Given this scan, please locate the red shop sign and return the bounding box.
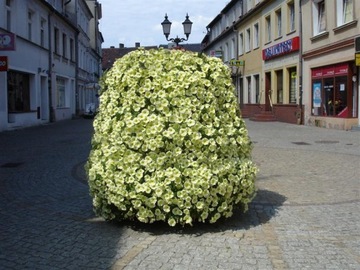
[311,63,349,78]
[334,63,348,75]
[0,56,8,71]
[262,36,300,61]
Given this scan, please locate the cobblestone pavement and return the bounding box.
[0,119,359,270]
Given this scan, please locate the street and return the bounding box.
[0,118,359,269]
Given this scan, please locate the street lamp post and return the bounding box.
[161,13,193,47]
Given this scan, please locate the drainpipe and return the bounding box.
[48,12,55,122]
[74,0,79,116]
[64,0,78,116]
[233,25,240,108]
[298,0,303,125]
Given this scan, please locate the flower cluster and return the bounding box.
[86,48,257,226]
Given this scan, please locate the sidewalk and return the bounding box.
[0,118,359,269]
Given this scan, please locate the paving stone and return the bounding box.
[0,119,359,269]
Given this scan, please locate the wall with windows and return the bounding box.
[235,5,263,115]
[204,0,244,62]
[302,0,359,129]
[0,0,52,129]
[258,0,301,124]
[0,0,102,131]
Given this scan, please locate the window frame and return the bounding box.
[62,33,67,58]
[6,0,12,32]
[245,27,251,52]
[239,32,244,55]
[275,8,282,38]
[287,1,295,33]
[265,15,271,43]
[56,77,67,108]
[40,18,46,47]
[253,22,259,49]
[312,0,327,36]
[27,9,34,41]
[336,0,354,26]
[54,27,60,55]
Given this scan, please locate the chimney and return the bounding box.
[119,43,125,48]
[135,42,140,48]
[110,46,115,48]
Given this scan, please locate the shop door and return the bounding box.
[40,76,48,120]
[334,76,348,117]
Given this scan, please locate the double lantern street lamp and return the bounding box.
[161,13,193,47]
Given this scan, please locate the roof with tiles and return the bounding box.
[102,43,202,70]
[102,44,157,70]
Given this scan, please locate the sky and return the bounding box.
[99,1,230,48]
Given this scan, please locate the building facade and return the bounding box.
[0,0,102,132]
[302,0,359,130]
[202,0,245,104]
[203,0,359,130]
[258,0,301,123]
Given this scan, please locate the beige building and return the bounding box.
[235,2,264,118]
[204,0,303,124]
[301,0,359,130]
[235,0,301,123]
[203,0,360,130]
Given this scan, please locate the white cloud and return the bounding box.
[100,0,229,48]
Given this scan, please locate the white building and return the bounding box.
[0,0,102,131]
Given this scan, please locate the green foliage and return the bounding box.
[86,48,257,226]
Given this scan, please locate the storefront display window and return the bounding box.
[7,71,30,112]
[311,63,351,118]
[276,70,283,103]
[289,67,297,103]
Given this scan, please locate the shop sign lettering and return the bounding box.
[262,36,300,61]
[311,63,349,78]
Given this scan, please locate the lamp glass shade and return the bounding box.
[182,14,193,36]
[161,14,172,36]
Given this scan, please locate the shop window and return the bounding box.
[276,70,283,104]
[246,76,251,103]
[288,67,297,103]
[254,74,260,103]
[56,77,66,108]
[333,76,347,116]
[239,77,244,106]
[312,64,350,118]
[7,71,31,112]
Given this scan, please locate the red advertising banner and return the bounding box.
[262,36,300,61]
[0,33,16,51]
[0,56,8,71]
[311,63,349,78]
